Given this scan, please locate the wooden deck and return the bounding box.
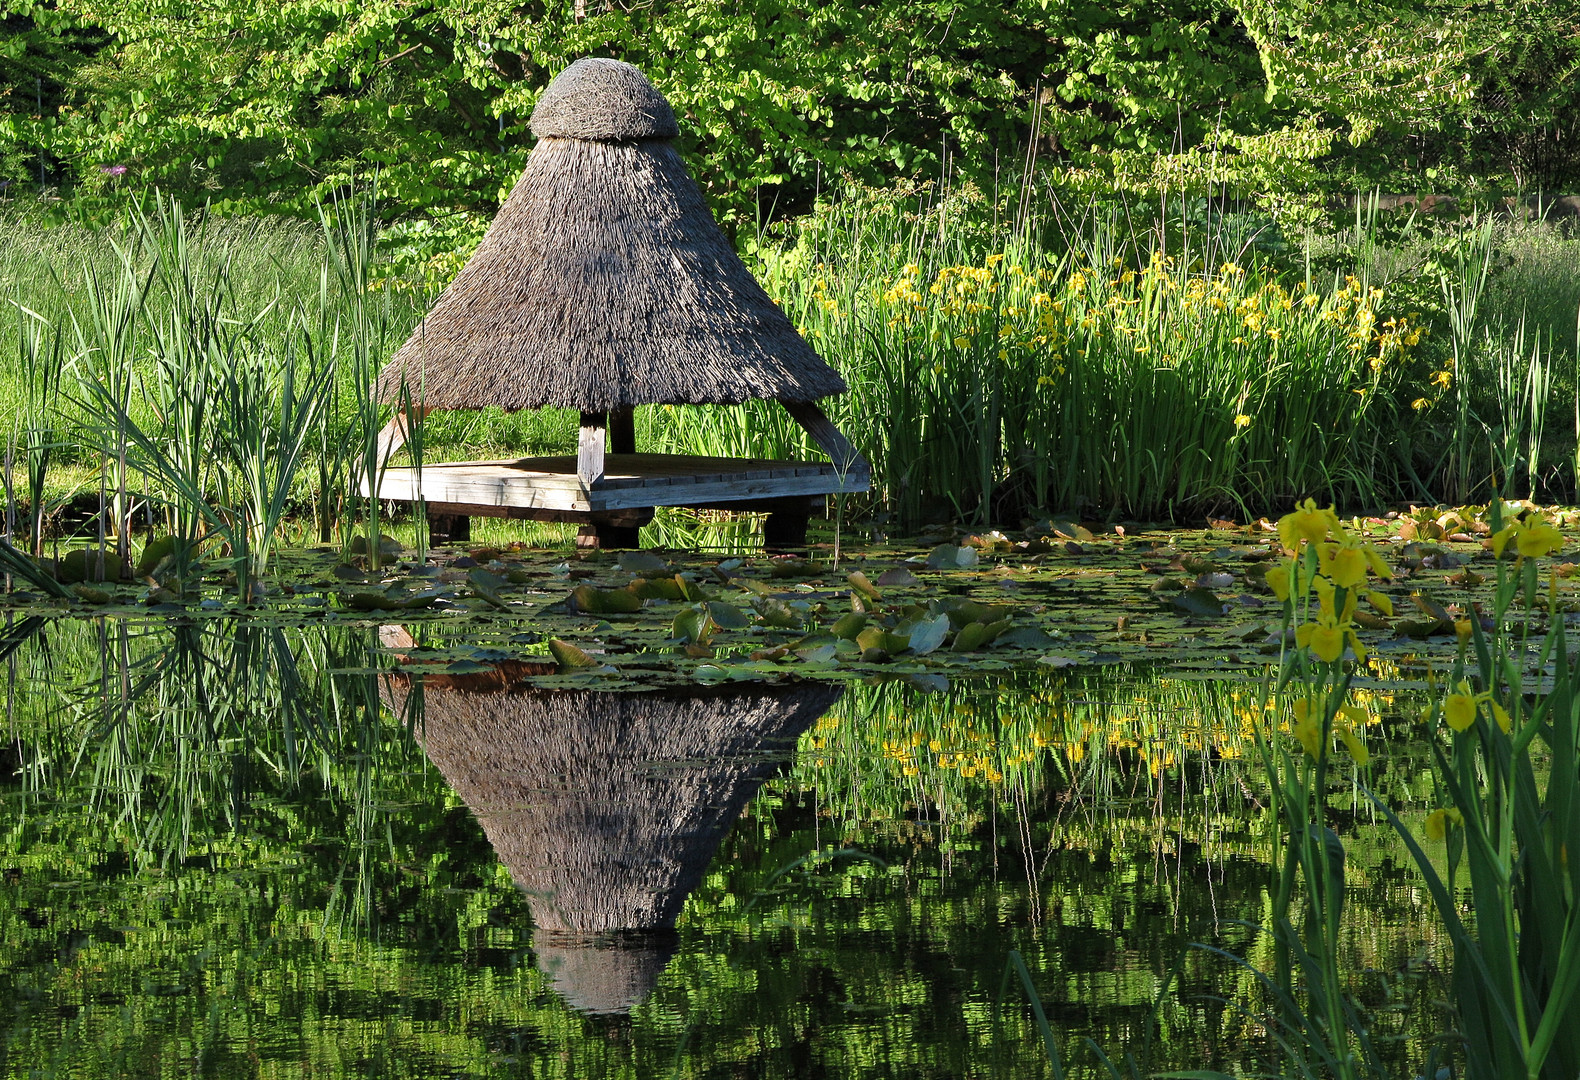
[364,453,870,515]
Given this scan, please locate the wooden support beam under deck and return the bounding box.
[782,401,867,475]
[374,407,433,462]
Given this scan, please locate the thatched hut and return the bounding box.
[385,664,840,1014]
[369,57,868,549]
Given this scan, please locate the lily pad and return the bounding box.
[925,544,979,570]
[905,612,951,656]
[1170,587,1226,618]
[571,584,644,615]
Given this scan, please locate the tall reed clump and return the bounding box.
[1,194,422,591]
[752,198,1433,527]
[1257,497,1580,1080]
[68,197,338,593]
[8,299,63,556]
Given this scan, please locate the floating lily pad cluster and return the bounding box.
[0,502,1575,685]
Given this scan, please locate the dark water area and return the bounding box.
[0,619,1448,1078]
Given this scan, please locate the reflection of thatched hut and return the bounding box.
[368,57,867,549]
[387,669,840,1013]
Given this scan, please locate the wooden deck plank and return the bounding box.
[364,454,871,514]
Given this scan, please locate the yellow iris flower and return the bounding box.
[1490,517,1565,560]
[1317,532,1393,589]
[1443,679,1511,733]
[1295,611,1364,663]
[1278,498,1340,552]
[1265,559,1296,601]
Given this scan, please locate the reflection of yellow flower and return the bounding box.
[1292,699,1323,757]
[1290,698,1371,762]
[1425,807,1463,840]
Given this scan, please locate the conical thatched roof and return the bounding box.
[375,57,847,412]
[386,672,841,1013]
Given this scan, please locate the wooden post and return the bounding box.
[609,406,636,455]
[427,507,471,545]
[762,512,810,552]
[578,411,607,488]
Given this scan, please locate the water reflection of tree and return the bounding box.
[0,619,1451,1077]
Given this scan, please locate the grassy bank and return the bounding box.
[2,192,1578,557]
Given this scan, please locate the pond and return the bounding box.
[0,615,1452,1078]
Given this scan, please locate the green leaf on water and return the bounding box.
[752,595,800,628]
[996,625,1059,649]
[136,536,181,576]
[847,571,882,600]
[705,600,751,629]
[876,567,920,587]
[926,543,978,569]
[831,613,867,640]
[676,575,711,602]
[466,569,511,610]
[548,638,601,669]
[672,605,713,646]
[618,550,669,574]
[1170,587,1225,617]
[952,621,991,652]
[906,612,951,655]
[856,625,910,656]
[630,576,685,601]
[943,598,1013,628]
[571,584,644,614]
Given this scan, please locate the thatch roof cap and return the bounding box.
[530,58,678,141]
[375,60,846,412]
[533,936,676,1016]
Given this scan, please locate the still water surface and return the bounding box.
[0,619,1445,1077]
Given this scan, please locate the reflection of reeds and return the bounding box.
[1,617,419,929]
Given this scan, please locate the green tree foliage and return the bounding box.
[0,0,1575,224]
[0,0,1272,224]
[0,1,104,192]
